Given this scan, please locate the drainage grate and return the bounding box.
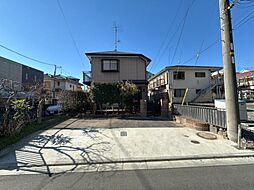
[190,140,200,144]
[120,131,127,136]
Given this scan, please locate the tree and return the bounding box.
[58,90,90,114]
[29,84,49,123]
[0,80,46,135]
[118,81,139,112]
[90,83,120,113]
[12,99,32,132]
[90,82,139,113]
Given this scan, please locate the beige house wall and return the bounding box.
[148,68,214,103]
[91,56,146,83]
[169,69,211,103]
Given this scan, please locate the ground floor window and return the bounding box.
[174,89,186,97]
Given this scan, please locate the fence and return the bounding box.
[174,104,227,128]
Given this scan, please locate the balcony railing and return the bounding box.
[83,72,91,85]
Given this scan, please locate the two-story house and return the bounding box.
[84,51,151,99]
[44,74,83,104]
[148,65,222,103]
[237,70,254,101]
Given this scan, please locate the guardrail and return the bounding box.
[174,104,226,128]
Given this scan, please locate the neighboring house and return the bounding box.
[44,74,83,104]
[146,71,154,80]
[0,56,44,90]
[84,50,151,99]
[148,65,222,103]
[237,70,254,101]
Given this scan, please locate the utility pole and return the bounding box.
[52,65,62,105]
[52,64,57,105]
[219,0,240,142]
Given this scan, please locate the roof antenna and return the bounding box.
[113,22,120,51]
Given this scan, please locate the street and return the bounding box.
[1,164,254,190]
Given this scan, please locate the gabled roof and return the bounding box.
[85,50,151,63]
[148,65,223,81]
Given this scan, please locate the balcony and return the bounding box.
[83,72,91,86]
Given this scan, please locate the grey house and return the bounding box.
[0,56,44,90]
[84,51,151,99]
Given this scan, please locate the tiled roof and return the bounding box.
[236,71,254,77]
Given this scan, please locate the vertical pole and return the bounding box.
[219,0,240,142]
[113,22,119,51]
[53,64,57,105]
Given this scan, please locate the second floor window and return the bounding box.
[195,72,206,78]
[102,59,119,71]
[173,71,185,80]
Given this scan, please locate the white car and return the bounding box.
[46,105,62,115]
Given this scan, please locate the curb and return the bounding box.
[2,152,254,169]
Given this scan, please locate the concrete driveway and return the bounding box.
[0,117,253,175]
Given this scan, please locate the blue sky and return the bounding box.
[0,0,253,81]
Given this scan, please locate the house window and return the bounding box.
[25,73,28,80]
[196,89,201,94]
[57,82,60,86]
[70,85,72,88]
[174,89,186,97]
[195,72,206,78]
[34,75,37,82]
[173,71,185,80]
[102,59,119,71]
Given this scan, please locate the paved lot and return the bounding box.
[0,118,253,176]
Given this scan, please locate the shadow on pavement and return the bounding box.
[0,119,116,177]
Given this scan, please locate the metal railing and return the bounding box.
[174,104,226,128]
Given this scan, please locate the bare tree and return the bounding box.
[29,84,49,123]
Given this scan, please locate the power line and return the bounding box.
[181,39,220,65]
[0,43,78,78]
[194,0,217,66]
[149,0,184,71]
[56,0,85,69]
[0,44,55,66]
[234,9,254,29]
[150,0,196,71]
[170,0,196,65]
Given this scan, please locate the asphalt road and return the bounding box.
[1,164,254,190]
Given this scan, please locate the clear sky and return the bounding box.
[0,0,253,81]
